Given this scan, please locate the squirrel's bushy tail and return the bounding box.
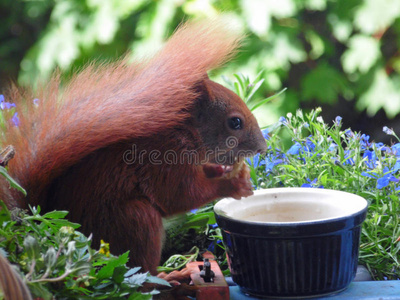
[1,18,242,204]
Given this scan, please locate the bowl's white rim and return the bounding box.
[214,187,368,225]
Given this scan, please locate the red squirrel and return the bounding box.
[0,19,267,274]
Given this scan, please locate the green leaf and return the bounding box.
[280,164,299,173]
[0,166,27,196]
[43,246,57,269]
[23,235,40,259]
[221,75,235,90]
[181,214,210,230]
[50,218,81,229]
[354,0,400,34]
[249,165,257,185]
[42,210,69,219]
[125,272,148,286]
[145,275,170,286]
[356,71,400,118]
[233,73,247,99]
[327,131,345,161]
[330,18,352,43]
[250,87,287,111]
[304,0,327,10]
[96,252,129,281]
[0,201,11,223]
[240,0,296,36]
[341,35,380,74]
[112,265,128,283]
[124,267,142,278]
[305,30,325,59]
[240,0,271,36]
[301,63,348,103]
[28,282,53,300]
[128,293,153,300]
[246,78,264,102]
[72,261,92,276]
[319,173,328,186]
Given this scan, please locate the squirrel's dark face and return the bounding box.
[193,79,267,166]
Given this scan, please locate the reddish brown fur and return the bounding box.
[1,19,267,273]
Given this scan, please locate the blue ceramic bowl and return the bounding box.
[214,188,368,298]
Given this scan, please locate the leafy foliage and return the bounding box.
[160,206,227,273]
[0,166,168,300]
[4,0,400,121]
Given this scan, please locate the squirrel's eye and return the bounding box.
[228,117,243,130]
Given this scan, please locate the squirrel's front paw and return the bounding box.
[204,160,254,199]
[226,163,253,200]
[229,177,253,199]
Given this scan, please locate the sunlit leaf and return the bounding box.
[356,70,400,118]
[354,0,400,34]
[341,35,381,74]
[304,0,327,11]
[240,0,296,37]
[305,30,325,60]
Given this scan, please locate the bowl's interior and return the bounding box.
[215,188,368,224]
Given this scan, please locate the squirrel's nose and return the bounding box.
[255,132,268,154]
[256,148,265,154]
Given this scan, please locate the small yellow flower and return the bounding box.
[99,239,110,257]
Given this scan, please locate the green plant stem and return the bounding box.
[30,270,72,283]
[25,259,36,280]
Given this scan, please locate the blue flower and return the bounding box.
[246,151,285,174]
[287,142,302,155]
[360,134,371,149]
[301,178,324,188]
[377,176,394,189]
[262,128,270,140]
[334,116,342,125]
[11,112,19,127]
[207,239,222,252]
[287,138,316,156]
[301,178,316,188]
[383,126,395,136]
[328,142,337,152]
[345,129,354,138]
[305,137,316,152]
[363,150,377,169]
[343,150,355,165]
[361,167,399,189]
[246,153,266,168]
[393,160,400,172]
[279,116,287,125]
[374,142,385,150]
[33,98,39,106]
[0,95,16,110]
[264,152,284,173]
[391,143,400,156]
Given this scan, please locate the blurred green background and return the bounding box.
[1,0,400,142]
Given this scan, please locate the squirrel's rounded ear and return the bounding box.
[195,78,215,102]
[193,78,214,124]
